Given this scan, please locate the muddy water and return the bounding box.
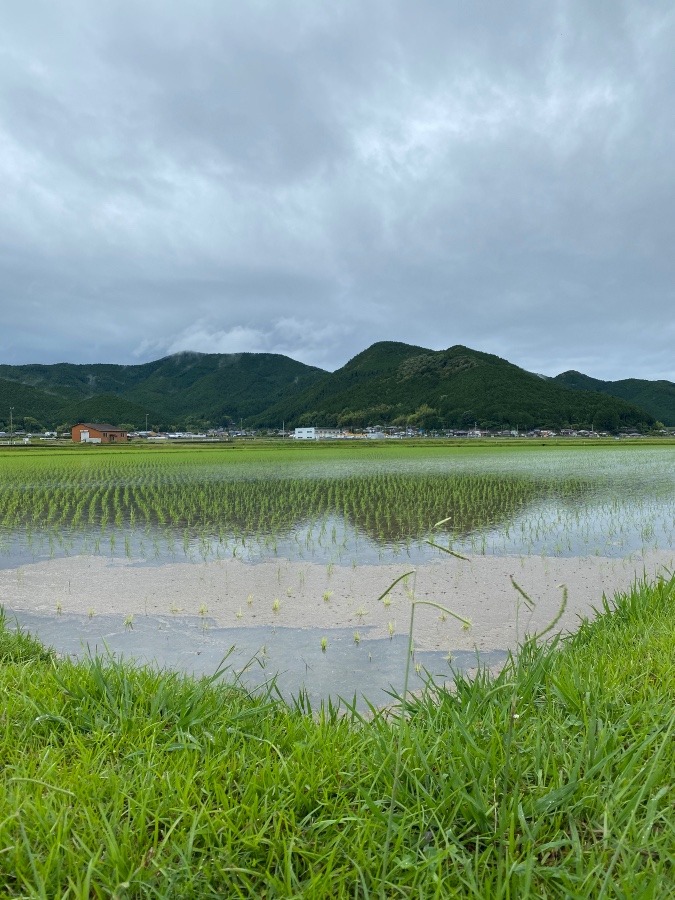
[7,609,507,709]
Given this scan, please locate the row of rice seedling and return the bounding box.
[0,451,589,559]
[0,446,671,563]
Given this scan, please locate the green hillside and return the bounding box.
[0,353,325,429]
[122,352,325,424]
[554,371,675,425]
[0,344,663,432]
[58,395,161,430]
[0,378,68,431]
[253,343,655,431]
[0,362,161,408]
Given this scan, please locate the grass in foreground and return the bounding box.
[1,575,674,898]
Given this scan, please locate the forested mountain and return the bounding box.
[58,395,160,430]
[0,343,666,432]
[0,377,66,429]
[0,352,324,430]
[251,343,655,432]
[553,371,675,425]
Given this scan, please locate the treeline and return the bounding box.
[289,401,646,432]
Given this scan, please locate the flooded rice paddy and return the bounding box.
[0,444,672,565]
[1,444,673,703]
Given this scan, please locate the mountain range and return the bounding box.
[552,370,675,427]
[0,342,671,432]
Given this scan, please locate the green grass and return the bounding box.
[1,575,673,898]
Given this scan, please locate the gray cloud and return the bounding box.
[0,1,673,378]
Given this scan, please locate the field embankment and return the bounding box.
[1,575,673,897]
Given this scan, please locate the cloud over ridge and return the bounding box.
[0,1,673,379]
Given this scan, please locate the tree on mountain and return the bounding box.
[410,404,441,430]
[459,410,478,428]
[593,404,620,432]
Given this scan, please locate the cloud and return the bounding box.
[0,1,673,379]
[137,316,355,371]
[167,324,265,357]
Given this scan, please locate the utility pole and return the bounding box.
[9,407,14,445]
[145,413,149,434]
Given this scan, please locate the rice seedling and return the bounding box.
[0,444,671,567]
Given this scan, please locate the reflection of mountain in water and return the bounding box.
[0,472,592,548]
[337,474,591,544]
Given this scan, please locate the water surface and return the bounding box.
[7,610,507,708]
[0,446,672,566]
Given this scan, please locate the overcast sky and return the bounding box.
[1,1,673,380]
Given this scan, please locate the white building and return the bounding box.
[293,427,344,440]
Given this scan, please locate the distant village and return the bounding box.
[1,420,668,445]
